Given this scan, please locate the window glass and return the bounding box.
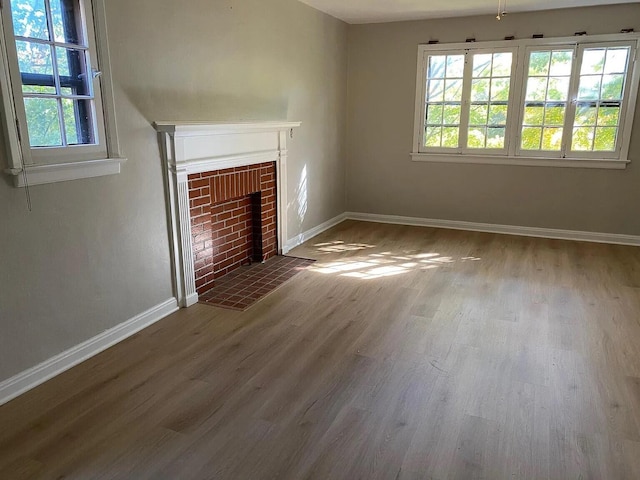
[424,54,464,148]
[9,0,96,148]
[521,49,573,151]
[572,46,630,152]
[468,52,512,149]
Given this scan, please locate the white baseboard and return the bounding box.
[346,212,640,247]
[0,298,179,407]
[283,213,348,253]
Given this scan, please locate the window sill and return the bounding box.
[5,157,127,187]
[410,153,629,170]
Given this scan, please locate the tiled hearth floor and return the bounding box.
[199,255,315,311]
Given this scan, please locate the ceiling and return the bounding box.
[297,0,639,24]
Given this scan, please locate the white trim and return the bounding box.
[410,153,629,169]
[283,213,348,253]
[0,298,179,407]
[175,150,280,175]
[419,33,640,52]
[9,157,126,187]
[345,212,640,247]
[92,0,123,160]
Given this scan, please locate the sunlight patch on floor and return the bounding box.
[313,241,376,253]
[308,247,481,280]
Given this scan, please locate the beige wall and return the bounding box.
[347,4,640,235]
[0,0,347,381]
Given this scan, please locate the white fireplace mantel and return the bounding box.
[154,121,301,307]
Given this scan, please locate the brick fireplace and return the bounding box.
[154,121,301,307]
[188,163,277,295]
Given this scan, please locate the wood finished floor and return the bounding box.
[1,220,640,479]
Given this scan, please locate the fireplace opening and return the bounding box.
[188,162,277,295]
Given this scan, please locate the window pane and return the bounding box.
[470,104,488,125]
[597,106,619,126]
[468,127,486,148]
[50,0,81,44]
[488,104,508,125]
[10,0,101,151]
[581,49,605,74]
[16,40,53,76]
[446,55,464,77]
[62,97,78,144]
[571,46,630,153]
[572,127,594,151]
[575,105,597,126]
[471,79,490,101]
[604,48,629,74]
[16,40,56,94]
[442,105,461,124]
[526,77,547,101]
[549,51,573,75]
[492,53,512,76]
[578,75,601,100]
[547,77,570,101]
[523,106,544,125]
[444,79,463,101]
[529,51,550,76]
[601,74,624,100]
[545,106,565,126]
[427,79,444,102]
[541,127,562,150]
[24,97,62,146]
[428,56,446,79]
[424,54,463,149]
[442,127,459,147]
[491,78,510,101]
[427,104,443,124]
[593,127,616,151]
[425,127,442,147]
[521,127,542,150]
[11,0,49,40]
[467,51,512,150]
[56,46,91,96]
[473,54,492,77]
[521,49,573,152]
[487,127,505,148]
[62,97,94,144]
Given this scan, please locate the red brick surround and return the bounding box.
[188,162,277,294]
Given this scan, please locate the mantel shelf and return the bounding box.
[153,121,302,137]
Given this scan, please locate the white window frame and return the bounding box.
[514,43,577,160]
[412,33,640,169]
[0,0,125,187]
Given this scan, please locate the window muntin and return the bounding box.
[2,0,107,165]
[414,35,639,166]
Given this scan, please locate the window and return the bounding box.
[0,0,123,187]
[413,34,640,168]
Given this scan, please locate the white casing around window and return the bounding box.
[412,33,640,169]
[0,0,125,186]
